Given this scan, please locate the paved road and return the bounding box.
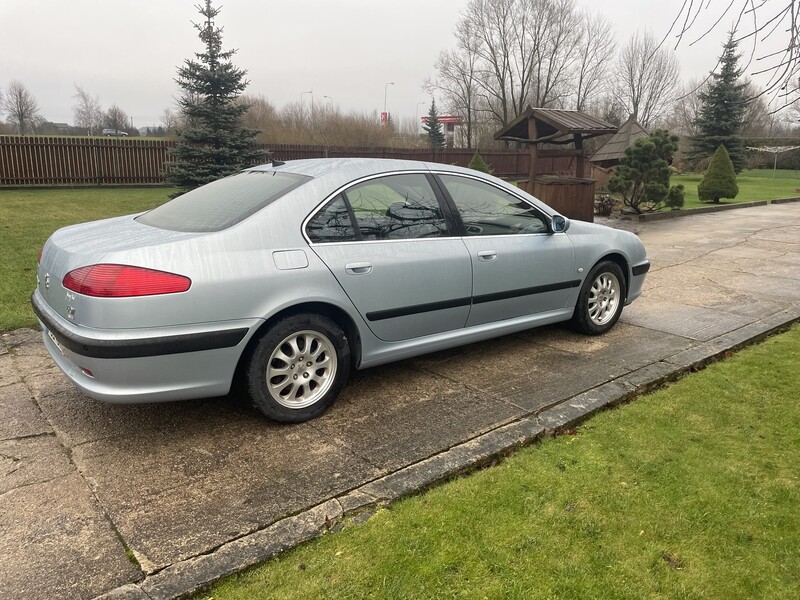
[2,203,799,599]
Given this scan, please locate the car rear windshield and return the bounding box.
[136,171,310,232]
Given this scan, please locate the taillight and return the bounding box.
[62,264,191,297]
[37,247,43,264]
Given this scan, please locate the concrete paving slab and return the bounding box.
[0,435,72,494]
[408,332,628,412]
[621,300,757,341]
[310,363,527,472]
[0,353,21,387]
[0,472,141,599]
[637,265,792,318]
[72,416,381,573]
[0,383,51,440]
[530,322,694,373]
[1,202,798,599]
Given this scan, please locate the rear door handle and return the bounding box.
[477,250,497,262]
[345,262,373,275]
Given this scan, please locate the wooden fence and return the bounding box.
[0,135,579,186]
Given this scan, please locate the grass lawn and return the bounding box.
[671,168,800,210]
[199,325,800,600]
[0,187,173,331]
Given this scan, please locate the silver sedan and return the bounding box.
[32,158,649,422]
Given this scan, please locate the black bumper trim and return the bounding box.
[632,262,651,276]
[31,293,249,359]
[365,279,581,322]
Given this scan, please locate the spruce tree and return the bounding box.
[468,151,492,173]
[698,144,739,203]
[689,35,747,173]
[423,100,446,149]
[166,0,263,193]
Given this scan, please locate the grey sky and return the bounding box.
[0,0,772,128]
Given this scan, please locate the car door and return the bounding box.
[436,173,576,327]
[307,173,472,342]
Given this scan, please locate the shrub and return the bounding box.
[698,145,739,203]
[665,184,685,209]
[468,151,492,174]
[594,194,615,216]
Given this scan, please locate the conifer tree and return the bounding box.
[689,35,747,173]
[468,151,492,173]
[423,100,446,149]
[607,130,681,213]
[698,144,739,203]
[166,0,263,193]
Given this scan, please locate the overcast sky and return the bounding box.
[0,0,777,128]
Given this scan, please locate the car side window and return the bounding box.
[439,174,548,236]
[344,174,448,240]
[306,194,358,243]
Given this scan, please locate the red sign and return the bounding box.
[381,112,389,125]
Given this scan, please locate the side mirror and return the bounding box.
[551,215,570,233]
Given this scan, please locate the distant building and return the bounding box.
[421,115,464,145]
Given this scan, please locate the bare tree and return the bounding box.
[741,80,774,137]
[442,0,586,134]
[72,85,103,135]
[1,80,41,134]
[461,0,517,127]
[572,11,616,111]
[104,104,129,132]
[613,31,681,128]
[425,41,479,147]
[238,94,278,131]
[667,2,800,104]
[524,0,582,109]
[666,78,706,137]
[160,107,181,133]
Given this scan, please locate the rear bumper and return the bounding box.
[31,290,261,403]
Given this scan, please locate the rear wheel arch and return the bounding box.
[235,302,362,383]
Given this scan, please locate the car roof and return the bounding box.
[247,157,477,181]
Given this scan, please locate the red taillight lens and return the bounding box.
[37,247,43,264]
[62,264,191,297]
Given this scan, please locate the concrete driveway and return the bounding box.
[2,202,799,599]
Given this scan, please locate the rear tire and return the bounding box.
[246,314,350,423]
[571,261,626,335]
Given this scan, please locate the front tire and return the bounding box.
[571,261,626,335]
[246,314,350,423]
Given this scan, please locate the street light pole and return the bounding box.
[301,90,313,117]
[416,101,426,131]
[384,82,395,114]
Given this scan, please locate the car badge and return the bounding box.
[44,273,50,290]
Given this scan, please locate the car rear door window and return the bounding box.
[344,174,448,240]
[306,194,357,243]
[439,174,547,236]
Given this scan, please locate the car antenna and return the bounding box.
[265,150,285,168]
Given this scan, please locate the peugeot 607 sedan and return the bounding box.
[33,158,650,423]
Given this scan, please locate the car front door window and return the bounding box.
[438,175,547,236]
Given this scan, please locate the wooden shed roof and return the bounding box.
[589,116,648,163]
[494,107,617,145]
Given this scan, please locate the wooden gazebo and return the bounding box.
[495,107,617,221]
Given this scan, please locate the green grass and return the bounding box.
[672,168,800,209]
[199,325,800,600]
[0,187,173,331]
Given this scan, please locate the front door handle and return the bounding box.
[345,262,373,275]
[477,250,497,262]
